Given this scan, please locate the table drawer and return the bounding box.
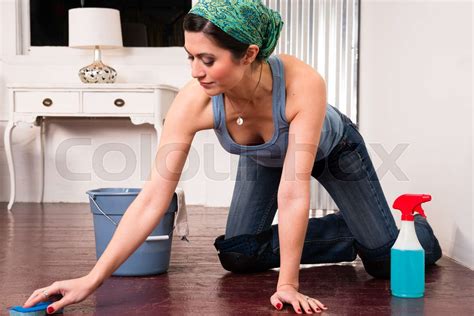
[83,92,154,114]
[14,91,80,113]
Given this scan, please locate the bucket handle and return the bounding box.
[145,235,169,241]
[88,196,172,242]
[89,196,119,226]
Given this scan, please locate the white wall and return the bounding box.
[0,0,239,206]
[359,0,473,269]
[1,0,472,269]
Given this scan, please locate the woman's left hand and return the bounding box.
[270,285,328,314]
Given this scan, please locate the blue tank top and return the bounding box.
[212,55,344,168]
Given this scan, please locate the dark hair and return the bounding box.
[183,13,262,63]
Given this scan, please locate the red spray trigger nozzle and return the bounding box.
[393,194,431,221]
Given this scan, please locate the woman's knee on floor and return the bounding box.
[354,238,395,279]
[213,230,279,273]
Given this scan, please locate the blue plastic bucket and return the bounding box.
[86,188,177,276]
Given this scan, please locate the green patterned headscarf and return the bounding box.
[188,0,283,60]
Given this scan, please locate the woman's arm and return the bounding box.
[277,75,326,288]
[88,83,208,284]
[270,58,328,313]
[24,80,211,311]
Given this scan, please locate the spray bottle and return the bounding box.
[391,194,431,298]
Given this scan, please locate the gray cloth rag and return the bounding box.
[174,187,189,242]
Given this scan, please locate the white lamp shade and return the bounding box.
[69,8,123,49]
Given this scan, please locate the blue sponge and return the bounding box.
[8,301,62,316]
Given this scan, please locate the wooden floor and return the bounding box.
[1,202,473,316]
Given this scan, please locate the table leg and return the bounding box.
[4,121,16,210]
[40,118,45,203]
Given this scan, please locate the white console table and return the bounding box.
[4,84,179,210]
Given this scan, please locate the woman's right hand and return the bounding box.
[23,274,100,314]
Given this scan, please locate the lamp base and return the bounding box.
[78,60,117,83]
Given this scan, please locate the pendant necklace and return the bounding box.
[226,62,263,126]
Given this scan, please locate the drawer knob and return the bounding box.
[42,98,53,107]
[114,98,125,107]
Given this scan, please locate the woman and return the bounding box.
[24,0,441,314]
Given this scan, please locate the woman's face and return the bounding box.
[184,31,246,96]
